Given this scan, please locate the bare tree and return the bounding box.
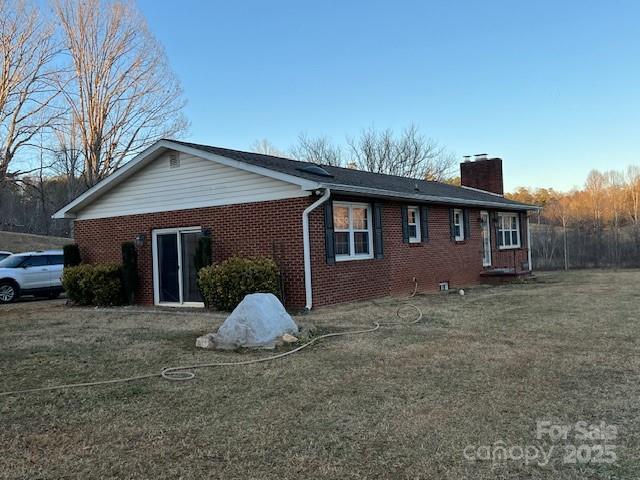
[54,0,188,187]
[545,197,572,270]
[0,0,61,185]
[347,125,455,180]
[290,133,342,166]
[50,120,85,201]
[250,139,284,157]
[626,165,640,262]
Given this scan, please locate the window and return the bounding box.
[47,255,64,265]
[407,206,421,243]
[498,213,520,248]
[333,202,373,260]
[453,208,464,241]
[0,255,23,268]
[21,256,48,267]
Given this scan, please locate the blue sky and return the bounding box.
[139,0,640,192]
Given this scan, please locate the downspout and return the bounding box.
[302,188,331,310]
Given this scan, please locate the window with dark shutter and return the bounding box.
[494,212,503,247]
[420,206,429,242]
[449,208,455,240]
[401,205,409,243]
[324,202,335,265]
[464,209,471,240]
[451,208,464,241]
[373,203,384,259]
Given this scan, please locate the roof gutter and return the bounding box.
[319,183,538,211]
[302,188,331,310]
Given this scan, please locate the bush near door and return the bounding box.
[198,256,280,311]
[63,244,82,267]
[62,264,124,306]
[121,242,138,304]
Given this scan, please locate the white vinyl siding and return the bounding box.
[76,151,309,219]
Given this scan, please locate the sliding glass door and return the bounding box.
[153,227,204,306]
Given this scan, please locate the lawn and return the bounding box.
[0,230,73,253]
[1,270,638,479]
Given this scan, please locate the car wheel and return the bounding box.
[48,291,60,300]
[0,282,18,303]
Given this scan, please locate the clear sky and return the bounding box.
[138,0,639,192]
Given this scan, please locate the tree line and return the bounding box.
[253,124,457,181]
[507,167,640,270]
[1,0,187,236]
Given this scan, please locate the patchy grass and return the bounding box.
[1,270,639,479]
[0,230,73,253]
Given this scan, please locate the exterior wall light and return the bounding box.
[134,234,146,248]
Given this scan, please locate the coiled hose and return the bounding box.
[0,290,422,397]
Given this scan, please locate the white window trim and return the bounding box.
[334,202,374,261]
[152,226,205,307]
[408,206,421,243]
[453,208,464,241]
[497,212,521,250]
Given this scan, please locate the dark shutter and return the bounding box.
[401,205,409,243]
[449,208,455,240]
[519,212,526,248]
[324,202,335,265]
[494,212,503,247]
[420,206,429,242]
[464,208,471,240]
[373,203,384,259]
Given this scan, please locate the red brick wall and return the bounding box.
[460,158,504,195]
[309,201,530,306]
[73,197,310,308]
[73,195,530,310]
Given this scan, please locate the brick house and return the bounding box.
[54,140,537,310]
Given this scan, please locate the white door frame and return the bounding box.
[152,226,204,307]
[480,211,492,267]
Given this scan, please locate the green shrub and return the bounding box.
[63,244,82,267]
[61,265,94,305]
[121,242,138,304]
[194,235,212,272]
[62,263,124,306]
[194,235,213,307]
[198,256,280,311]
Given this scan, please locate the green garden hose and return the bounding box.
[0,297,422,397]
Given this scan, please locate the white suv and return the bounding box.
[0,250,64,303]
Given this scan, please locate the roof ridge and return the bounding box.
[164,138,451,187]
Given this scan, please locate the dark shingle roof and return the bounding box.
[169,140,537,211]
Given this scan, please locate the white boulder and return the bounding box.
[198,293,299,350]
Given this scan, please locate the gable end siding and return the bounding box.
[76,151,310,220]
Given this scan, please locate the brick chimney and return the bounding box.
[460,154,504,195]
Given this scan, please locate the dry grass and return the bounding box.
[0,230,73,253]
[1,270,638,479]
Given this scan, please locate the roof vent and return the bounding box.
[169,152,180,169]
[296,165,333,177]
[474,153,488,161]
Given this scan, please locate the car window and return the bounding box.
[47,255,64,266]
[21,256,48,267]
[0,255,24,268]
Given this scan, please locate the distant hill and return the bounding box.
[0,231,73,253]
